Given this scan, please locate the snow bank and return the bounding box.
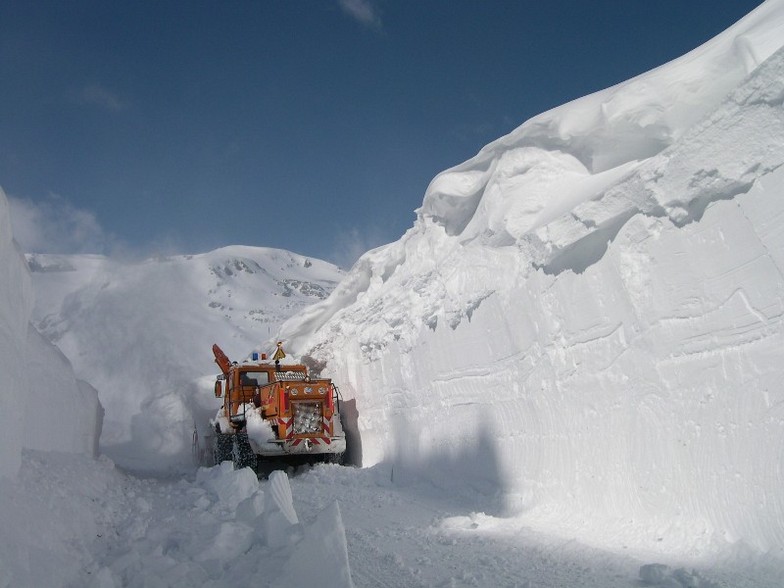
[1,188,102,478]
[0,187,31,478]
[262,469,301,547]
[24,324,103,457]
[277,1,784,560]
[0,452,122,586]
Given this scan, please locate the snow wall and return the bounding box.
[278,1,784,559]
[0,188,30,478]
[0,188,102,479]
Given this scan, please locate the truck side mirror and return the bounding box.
[214,380,223,398]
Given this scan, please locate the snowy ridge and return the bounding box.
[277,0,784,561]
[423,0,784,239]
[26,246,344,472]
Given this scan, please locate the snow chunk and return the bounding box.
[1,187,102,479]
[196,461,260,510]
[262,470,300,548]
[195,521,255,562]
[245,403,279,451]
[282,501,355,588]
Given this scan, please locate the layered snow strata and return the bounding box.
[277,3,784,558]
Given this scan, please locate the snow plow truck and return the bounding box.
[210,342,346,471]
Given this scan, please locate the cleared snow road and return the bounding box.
[5,451,779,588]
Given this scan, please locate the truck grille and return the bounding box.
[292,402,322,434]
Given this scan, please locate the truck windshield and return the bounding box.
[240,371,270,386]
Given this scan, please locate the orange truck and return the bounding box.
[210,342,346,470]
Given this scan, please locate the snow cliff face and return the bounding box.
[278,1,784,558]
[0,188,31,478]
[0,188,102,479]
[27,247,344,472]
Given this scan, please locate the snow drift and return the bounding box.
[0,188,102,480]
[278,0,784,560]
[1,453,355,587]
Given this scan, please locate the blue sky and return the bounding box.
[1,0,765,267]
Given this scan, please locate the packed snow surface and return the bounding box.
[278,0,784,566]
[4,453,780,588]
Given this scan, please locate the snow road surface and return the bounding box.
[3,453,780,588]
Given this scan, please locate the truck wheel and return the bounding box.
[213,431,233,465]
[325,452,345,465]
[232,432,256,471]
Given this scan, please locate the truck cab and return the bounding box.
[211,344,346,470]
